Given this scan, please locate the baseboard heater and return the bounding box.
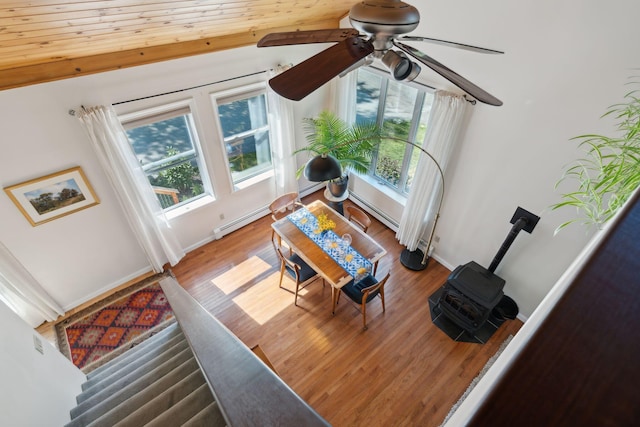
[214,207,270,239]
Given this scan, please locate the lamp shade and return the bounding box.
[303,154,342,182]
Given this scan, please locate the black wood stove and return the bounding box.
[433,207,540,340]
[439,261,505,333]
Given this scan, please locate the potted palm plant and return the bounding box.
[551,79,640,233]
[296,110,381,197]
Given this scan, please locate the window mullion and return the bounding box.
[370,79,389,178]
[223,125,269,144]
[140,149,196,173]
[400,92,426,192]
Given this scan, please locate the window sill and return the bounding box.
[233,169,274,191]
[354,173,408,206]
[165,194,216,220]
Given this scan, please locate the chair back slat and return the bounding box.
[269,192,301,221]
[346,205,371,233]
[361,272,390,299]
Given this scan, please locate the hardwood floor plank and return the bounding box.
[171,191,523,426]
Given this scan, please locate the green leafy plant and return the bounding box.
[551,80,640,233]
[150,147,202,202]
[295,110,381,178]
[375,155,401,185]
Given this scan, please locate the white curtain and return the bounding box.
[335,70,358,123]
[0,241,64,327]
[396,91,468,251]
[76,106,185,272]
[267,65,298,196]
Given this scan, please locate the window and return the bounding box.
[215,90,272,188]
[121,103,209,210]
[355,67,434,194]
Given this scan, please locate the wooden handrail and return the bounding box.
[151,186,180,208]
[159,276,330,427]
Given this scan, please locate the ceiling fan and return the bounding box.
[257,0,503,106]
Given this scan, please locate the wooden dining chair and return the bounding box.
[346,205,371,234]
[275,246,324,306]
[269,192,303,248]
[337,272,390,330]
[346,205,378,274]
[269,192,302,221]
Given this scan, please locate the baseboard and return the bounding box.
[62,267,153,313]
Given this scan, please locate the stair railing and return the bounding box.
[159,276,330,427]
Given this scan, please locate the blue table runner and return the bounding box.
[288,208,372,282]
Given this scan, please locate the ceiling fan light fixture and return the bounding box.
[382,50,421,81]
[258,0,503,105]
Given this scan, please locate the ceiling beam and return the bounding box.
[0,19,340,92]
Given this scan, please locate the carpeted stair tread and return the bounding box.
[67,347,195,425]
[108,368,207,427]
[144,383,218,427]
[182,402,227,427]
[76,336,189,404]
[66,355,198,427]
[85,322,181,382]
[79,332,187,398]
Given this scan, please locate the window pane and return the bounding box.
[375,81,418,186]
[218,95,268,137]
[126,116,194,166]
[381,80,417,140]
[217,93,272,185]
[355,67,434,194]
[226,131,272,177]
[356,69,382,125]
[145,158,204,207]
[125,113,206,209]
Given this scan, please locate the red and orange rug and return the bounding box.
[55,272,175,373]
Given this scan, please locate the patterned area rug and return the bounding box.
[55,272,175,373]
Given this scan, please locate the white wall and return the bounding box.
[0,44,327,313]
[0,0,637,319]
[349,0,640,316]
[0,300,85,426]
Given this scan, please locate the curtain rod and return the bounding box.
[68,69,269,116]
[366,64,476,104]
[113,69,269,106]
[68,62,475,116]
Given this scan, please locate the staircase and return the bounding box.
[65,322,226,427]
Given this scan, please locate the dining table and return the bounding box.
[271,199,387,314]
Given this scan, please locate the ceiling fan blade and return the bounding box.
[258,29,361,47]
[339,56,374,78]
[269,37,374,101]
[394,41,503,106]
[399,36,504,54]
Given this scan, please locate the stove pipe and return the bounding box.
[488,217,527,273]
[487,207,541,273]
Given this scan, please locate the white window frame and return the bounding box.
[355,67,435,195]
[210,83,274,191]
[119,99,214,214]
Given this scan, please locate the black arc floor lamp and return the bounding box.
[303,136,445,272]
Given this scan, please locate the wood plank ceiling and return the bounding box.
[0,0,358,92]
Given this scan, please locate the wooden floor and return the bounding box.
[169,191,523,427]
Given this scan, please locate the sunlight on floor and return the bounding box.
[232,271,303,325]
[210,256,272,294]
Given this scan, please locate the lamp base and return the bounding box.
[400,248,430,271]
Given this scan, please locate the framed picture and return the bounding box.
[4,166,100,226]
